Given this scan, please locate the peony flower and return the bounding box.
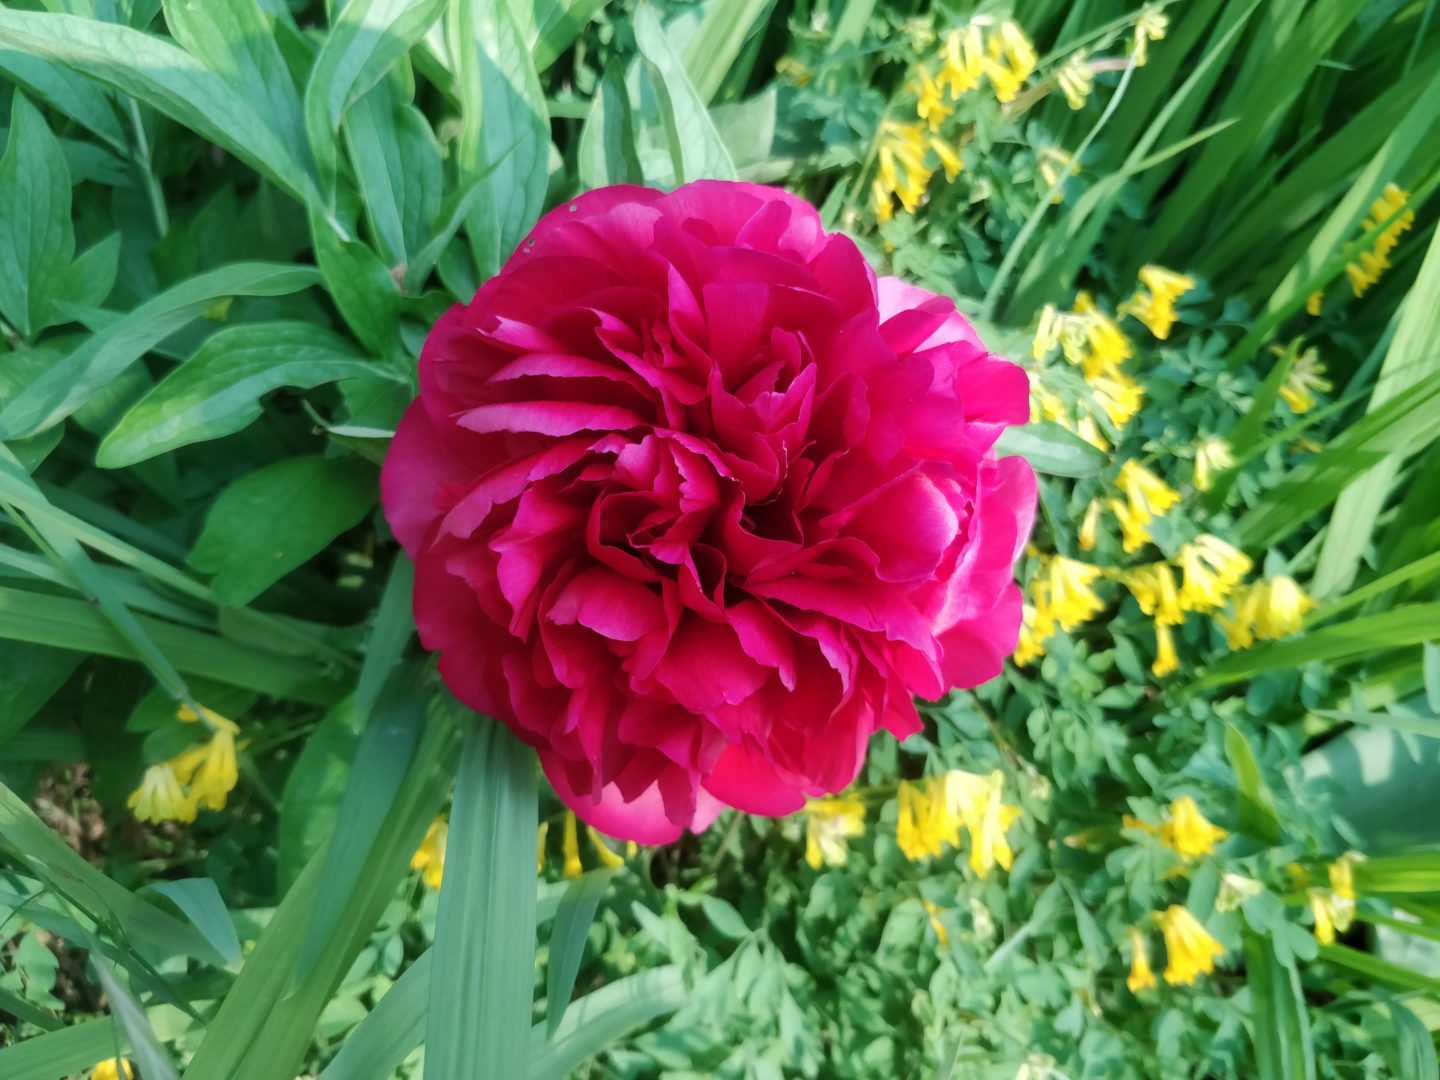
[383,181,1035,843]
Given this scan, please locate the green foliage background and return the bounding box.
[1,0,1439,1077]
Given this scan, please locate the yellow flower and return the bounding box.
[1253,575,1314,639]
[871,178,894,225]
[588,826,625,869]
[1331,853,1358,902]
[1216,872,1263,912]
[1057,55,1094,110]
[90,1060,134,1080]
[1013,602,1051,667]
[803,796,866,869]
[775,56,812,86]
[996,20,1038,81]
[1073,292,1133,376]
[945,769,1021,876]
[1108,497,1151,554]
[1279,347,1331,413]
[562,811,582,878]
[1306,290,1323,316]
[1033,305,1061,360]
[1193,437,1234,492]
[981,56,1024,103]
[1120,265,1195,339]
[1134,5,1169,66]
[1126,928,1157,992]
[1078,499,1102,552]
[1176,534,1251,613]
[1152,621,1178,676]
[1216,583,1263,650]
[410,816,447,890]
[1309,872,1357,946]
[928,135,963,182]
[1159,796,1227,859]
[896,776,960,861]
[1347,182,1415,297]
[939,24,985,98]
[1157,905,1225,985]
[127,763,196,824]
[1123,563,1183,625]
[1036,147,1079,203]
[1040,555,1105,631]
[537,821,549,873]
[187,728,238,812]
[923,899,951,946]
[1089,370,1145,430]
[1113,461,1179,551]
[912,65,953,132]
[875,120,933,216]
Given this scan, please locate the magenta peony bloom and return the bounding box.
[382,181,1036,843]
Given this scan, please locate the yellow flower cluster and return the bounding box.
[127,704,241,824]
[1345,182,1415,297]
[411,816,448,890]
[896,769,1021,876]
[1193,436,1234,491]
[1120,265,1196,340]
[540,810,631,878]
[1126,796,1228,860]
[1278,346,1331,414]
[872,120,961,223]
[802,796,867,869]
[1056,54,1094,110]
[1133,6,1169,66]
[1032,291,1139,451]
[1217,575,1315,649]
[1308,854,1359,945]
[1128,907,1226,989]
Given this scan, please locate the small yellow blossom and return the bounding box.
[871,178,894,225]
[1176,534,1252,613]
[1124,563,1184,625]
[1014,602,1051,667]
[1310,854,1361,943]
[939,24,985,98]
[1223,575,1315,644]
[1347,182,1415,297]
[1279,347,1331,413]
[562,811,582,878]
[981,55,1024,103]
[1193,437,1234,492]
[923,899,951,946]
[875,120,933,218]
[949,769,1022,876]
[1037,147,1079,203]
[912,65,953,132]
[928,136,963,182]
[996,21,1038,80]
[588,826,625,869]
[1306,290,1323,316]
[803,796,866,869]
[1152,621,1178,676]
[1159,796,1227,859]
[1113,460,1180,551]
[1057,55,1094,110]
[127,764,196,825]
[775,56,812,86]
[410,816,447,890]
[1073,292,1133,376]
[1216,872,1263,912]
[1134,5,1169,66]
[896,776,958,861]
[1120,265,1196,340]
[1126,927,1157,992]
[1108,497,1151,554]
[537,821,549,873]
[1157,905,1225,985]
[90,1060,134,1080]
[1089,369,1145,429]
[1079,499,1102,552]
[1216,583,1263,650]
[1039,555,1106,631]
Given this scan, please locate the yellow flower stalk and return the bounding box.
[1040,555,1105,631]
[1078,499,1102,552]
[981,55,1024,103]
[1279,348,1331,413]
[1126,927,1157,992]
[1120,265,1195,339]
[588,826,626,869]
[1157,905,1225,985]
[90,1060,134,1080]
[1108,497,1152,554]
[1123,563,1184,625]
[947,769,1022,876]
[1133,6,1169,66]
[410,816,447,890]
[127,763,197,825]
[939,24,985,98]
[875,120,933,218]
[896,776,959,860]
[562,811,582,878]
[1347,182,1415,297]
[1216,583,1263,650]
[928,135,963,182]
[1176,534,1251,613]
[1193,436,1234,492]
[803,796,866,869]
[1113,460,1179,551]
[1159,796,1227,859]
[871,178,894,225]
[537,821,549,873]
[1057,55,1094,110]
[923,898,951,946]
[1151,621,1178,676]
[912,65,953,132]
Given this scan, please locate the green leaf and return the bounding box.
[1387,1001,1440,1080]
[0,642,81,744]
[528,966,688,1080]
[0,1019,130,1080]
[531,0,610,73]
[632,5,736,185]
[547,869,616,1037]
[448,0,551,279]
[0,45,126,151]
[0,10,316,202]
[1244,931,1315,1080]
[304,0,448,198]
[145,878,243,968]
[97,321,383,467]
[0,262,321,440]
[426,716,537,1078]
[188,454,376,606]
[677,0,773,104]
[55,231,122,312]
[995,421,1108,478]
[1224,723,1282,844]
[309,206,406,363]
[277,696,364,890]
[577,58,643,190]
[93,963,181,1080]
[0,93,75,337]
[1320,942,1440,994]
[318,950,435,1080]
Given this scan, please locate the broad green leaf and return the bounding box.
[0,262,320,440]
[528,966,688,1080]
[1320,942,1440,994]
[0,10,316,202]
[547,869,617,1037]
[0,1019,130,1079]
[1303,727,1440,852]
[577,58,643,190]
[448,0,551,278]
[677,0,772,104]
[0,641,81,743]
[0,93,75,338]
[1224,724,1282,844]
[55,232,122,312]
[188,454,377,606]
[161,0,308,174]
[277,696,364,889]
[304,0,448,198]
[1243,931,1315,1080]
[145,878,243,967]
[97,321,383,467]
[93,963,181,1080]
[0,45,126,150]
[632,5,736,185]
[995,421,1108,478]
[1386,1002,1440,1080]
[309,205,407,363]
[426,716,537,1079]
[531,0,609,73]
